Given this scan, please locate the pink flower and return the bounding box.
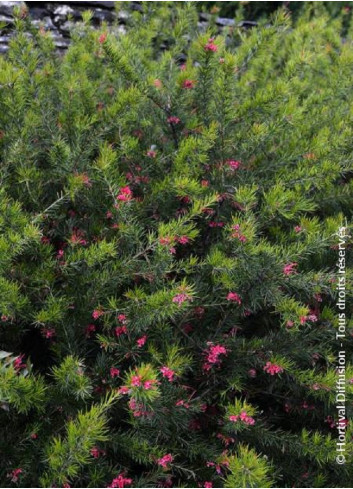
[160,237,172,246]
[204,38,218,52]
[231,224,247,242]
[182,79,196,89]
[167,116,180,125]
[160,366,175,382]
[131,375,142,387]
[227,159,240,170]
[209,221,224,228]
[294,226,302,233]
[108,474,133,488]
[115,325,128,336]
[153,79,162,88]
[92,309,104,320]
[118,386,129,395]
[136,335,147,347]
[8,469,22,483]
[203,344,227,371]
[172,293,192,306]
[157,453,174,468]
[110,367,120,378]
[263,361,284,376]
[243,415,255,425]
[13,355,25,371]
[204,483,213,488]
[98,33,107,44]
[147,149,156,158]
[286,320,294,329]
[143,380,153,390]
[85,324,96,337]
[117,186,133,202]
[229,412,255,426]
[41,327,56,339]
[106,210,113,219]
[248,368,257,378]
[178,235,189,244]
[30,432,38,440]
[226,292,242,305]
[117,314,127,323]
[283,262,298,276]
[90,446,100,458]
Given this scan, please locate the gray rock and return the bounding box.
[53,5,74,17]
[67,1,115,8]
[50,34,70,49]
[237,20,258,29]
[0,1,25,17]
[216,17,235,27]
[60,20,77,34]
[91,8,116,23]
[0,14,14,25]
[28,7,49,19]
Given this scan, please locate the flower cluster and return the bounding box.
[229,410,255,426]
[283,262,298,276]
[160,366,175,382]
[231,224,247,242]
[263,362,284,376]
[157,453,174,468]
[226,292,242,305]
[108,474,133,488]
[203,343,227,371]
[116,186,133,202]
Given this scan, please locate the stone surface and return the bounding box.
[0,1,25,16]
[0,1,252,54]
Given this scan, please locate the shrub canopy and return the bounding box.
[0,2,352,488]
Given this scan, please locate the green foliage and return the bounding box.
[224,445,274,488]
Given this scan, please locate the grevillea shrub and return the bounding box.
[0,2,352,488]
